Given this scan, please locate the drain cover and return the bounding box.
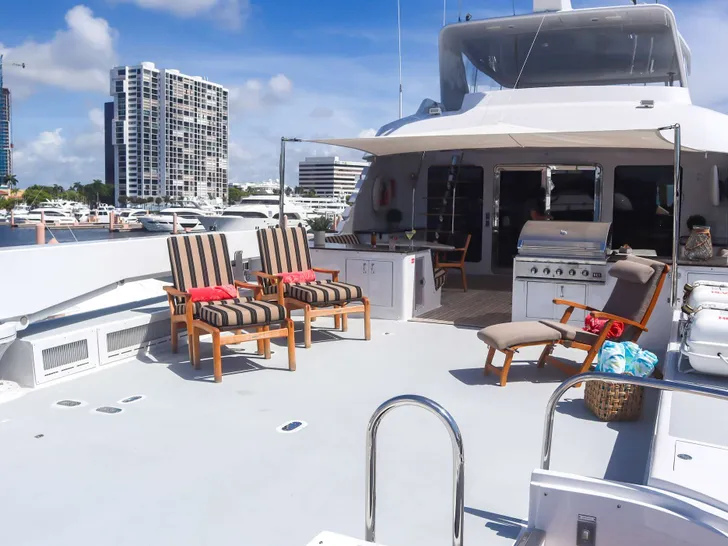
[56,400,82,407]
[95,406,123,415]
[677,453,693,461]
[119,395,144,404]
[276,420,308,433]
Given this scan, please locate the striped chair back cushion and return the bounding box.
[256,226,312,293]
[326,234,360,245]
[167,233,234,294]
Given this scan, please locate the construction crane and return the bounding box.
[0,55,25,181]
[0,54,26,91]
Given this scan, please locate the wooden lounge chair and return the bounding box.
[254,226,371,348]
[435,233,472,292]
[477,256,669,386]
[165,232,295,383]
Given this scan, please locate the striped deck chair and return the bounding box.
[165,232,295,383]
[254,226,371,348]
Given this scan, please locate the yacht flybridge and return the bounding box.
[1,2,728,545]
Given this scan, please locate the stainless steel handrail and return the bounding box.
[541,372,728,470]
[365,395,465,546]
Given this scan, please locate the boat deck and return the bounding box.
[0,317,656,546]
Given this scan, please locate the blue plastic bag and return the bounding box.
[596,341,626,374]
[628,348,658,378]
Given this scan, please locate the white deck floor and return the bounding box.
[0,318,656,546]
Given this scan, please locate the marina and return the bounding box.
[1,1,728,545]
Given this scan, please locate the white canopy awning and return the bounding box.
[309,128,698,157]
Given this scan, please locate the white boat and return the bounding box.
[2,2,728,545]
[115,209,149,225]
[26,207,76,225]
[139,212,205,233]
[225,195,309,227]
[198,204,278,232]
[8,203,31,224]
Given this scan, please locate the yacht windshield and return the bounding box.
[439,5,687,108]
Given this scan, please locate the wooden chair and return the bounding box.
[477,256,669,386]
[165,232,295,383]
[435,233,472,292]
[255,226,371,348]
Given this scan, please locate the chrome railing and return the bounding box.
[541,372,728,470]
[365,395,465,546]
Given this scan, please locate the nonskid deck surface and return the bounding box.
[0,318,655,546]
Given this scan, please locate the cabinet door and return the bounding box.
[367,260,394,307]
[555,283,587,322]
[526,281,556,320]
[345,259,369,294]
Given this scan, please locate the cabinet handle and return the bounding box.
[559,285,564,298]
[363,262,367,274]
[370,262,375,274]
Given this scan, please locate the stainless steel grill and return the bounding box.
[514,221,612,283]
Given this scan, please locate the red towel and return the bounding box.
[188,284,238,302]
[584,314,624,339]
[277,269,316,284]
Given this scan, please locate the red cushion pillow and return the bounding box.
[278,269,316,284]
[583,314,624,340]
[188,284,238,302]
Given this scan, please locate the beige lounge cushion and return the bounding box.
[477,321,562,351]
[609,259,654,284]
[539,320,599,345]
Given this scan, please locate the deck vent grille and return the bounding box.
[42,340,89,372]
[107,321,170,353]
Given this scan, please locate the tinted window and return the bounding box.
[613,166,676,257]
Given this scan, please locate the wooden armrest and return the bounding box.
[250,271,282,283]
[553,298,597,312]
[589,311,647,331]
[163,286,190,300]
[234,280,262,292]
[312,267,340,275]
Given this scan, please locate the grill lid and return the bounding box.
[517,221,612,260]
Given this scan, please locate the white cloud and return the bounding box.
[0,5,117,95]
[13,110,105,187]
[229,74,294,114]
[115,0,250,30]
[357,128,377,138]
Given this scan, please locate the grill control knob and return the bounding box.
[582,270,590,277]
[555,268,563,276]
[569,269,576,276]
[543,268,551,275]
[530,267,538,275]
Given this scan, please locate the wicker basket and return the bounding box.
[584,379,644,422]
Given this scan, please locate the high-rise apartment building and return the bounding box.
[298,156,368,198]
[104,101,114,187]
[109,62,229,203]
[0,88,11,180]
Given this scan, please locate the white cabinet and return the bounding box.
[525,281,587,322]
[346,259,394,308]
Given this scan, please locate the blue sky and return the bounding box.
[1,0,727,187]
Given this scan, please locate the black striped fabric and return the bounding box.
[174,297,251,317]
[199,300,286,328]
[256,226,312,293]
[434,268,447,291]
[325,234,360,245]
[167,233,233,292]
[288,281,363,305]
[167,233,235,315]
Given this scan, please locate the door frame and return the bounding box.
[492,164,604,270]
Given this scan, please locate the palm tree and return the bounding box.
[3,174,18,194]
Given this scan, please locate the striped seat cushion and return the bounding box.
[434,268,447,291]
[256,226,312,294]
[326,234,360,245]
[173,297,249,317]
[288,281,363,305]
[199,300,286,328]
